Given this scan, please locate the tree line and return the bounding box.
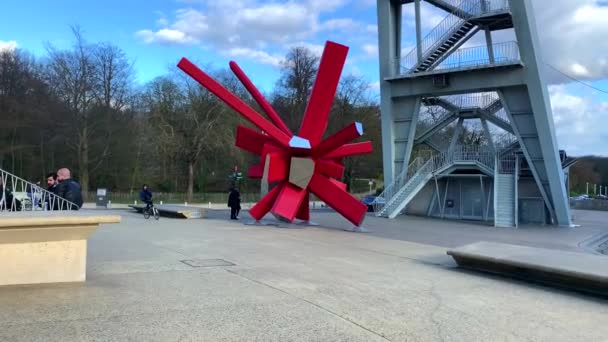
[0,28,383,200]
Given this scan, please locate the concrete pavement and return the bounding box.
[0,210,607,341]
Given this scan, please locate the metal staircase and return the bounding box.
[0,168,77,212]
[494,154,517,227]
[416,109,458,142]
[401,0,512,74]
[375,147,495,218]
[415,21,476,72]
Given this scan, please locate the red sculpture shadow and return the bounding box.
[178,41,372,226]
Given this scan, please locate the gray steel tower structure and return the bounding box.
[375,0,572,226]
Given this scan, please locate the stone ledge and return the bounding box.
[0,215,121,285]
[447,241,608,296]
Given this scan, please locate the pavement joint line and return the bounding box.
[224,269,393,342]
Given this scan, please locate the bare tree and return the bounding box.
[44,26,97,193]
[272,47,319,131]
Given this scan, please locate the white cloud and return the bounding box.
[365,24,378,35]
[137,0,350,50]
[136,28,196,44]
[549,84,608,156]
[369,81,380,91]
[531,0,608,81]
[226,48,282,67]
[0,40,18,52]
[318,18,360,32]
[362,43,378,58]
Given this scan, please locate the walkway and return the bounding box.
[0,209,606,341]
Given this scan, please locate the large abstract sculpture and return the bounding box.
[177,41,372,226]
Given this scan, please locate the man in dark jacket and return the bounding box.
[54,168,83,210]
[46,172,58,193]
[139,184,153,210]
[228,187,241,220]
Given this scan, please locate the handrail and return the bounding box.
[494,131,518,151]
[375,146,496,215]
[374,156,430,213]
[491,108,510,124]
[442,92,498,109]
[0,168,78,212]
[416,107,454,137]
[497,152,517,174]
[399,0,511,74]
[402,0,483,71]
[433,41,520,73]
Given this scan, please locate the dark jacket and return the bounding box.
[47,184,57,194]
[140,189,153,204]
[228,189,241,209]
[54,179,83,210]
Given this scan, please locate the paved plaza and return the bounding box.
[0,209,607,341]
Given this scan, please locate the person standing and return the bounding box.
[46,172,58,193]
[54,168,83,210]
[228,187,241,220]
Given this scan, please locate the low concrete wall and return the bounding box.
[0,215,121,286]
[570,199,608,211]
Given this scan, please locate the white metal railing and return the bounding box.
[497,153,517,174]
[375,146,496,215]
[0,168,77,212]
[442,92,498,109]
[492,108,510,124]
[416,107,454,137]
[494,131,518,151]
[399,0,511,74]
[433,41,520,73]
[373,156,429,213]
[430,0,509,15]
[401,0,481,71]
[482,0,510,14]
[431,146,495,172]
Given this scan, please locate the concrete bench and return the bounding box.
[447,242,608,296]
[0,215,121,286]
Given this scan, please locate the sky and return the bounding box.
[1,0,608,156]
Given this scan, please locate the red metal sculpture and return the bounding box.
[178,41,372,226]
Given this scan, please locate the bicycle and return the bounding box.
[143,203,160,220]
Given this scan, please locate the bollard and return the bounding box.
[134,200,137,205]
[160,200,163,205]
[208,202,211,209]
[107,200,112,209]
[185,202,188,206]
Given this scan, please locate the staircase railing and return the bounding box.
[494,131,518,151]
[376,146,496,216]
[0,168,78,212]
[401,0,485,71]
[416,107,454,138]
[491,108,510,124]
[497,152,517,174]
[433,41,520,73]
[433,146,495,171]
[374,156,429,213]
[443,92,497,109]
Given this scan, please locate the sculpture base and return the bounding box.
[343,226,370,233]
